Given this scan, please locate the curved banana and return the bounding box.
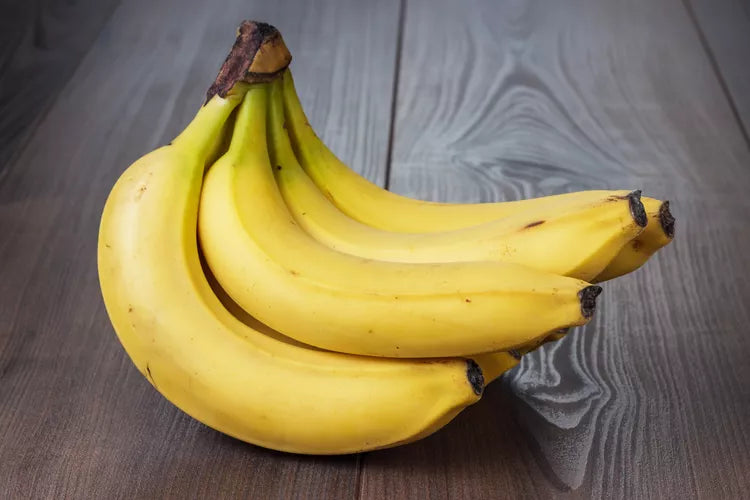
[594,198,675,281]
[98,87,490,455]
[208,254,520,388]
[271,79,644,280]
[281,70,674,275]
[198,83,601,358]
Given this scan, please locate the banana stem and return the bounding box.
[171,20,291,159]
[205,20,292,102]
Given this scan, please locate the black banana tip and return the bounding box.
[579,285,603,318]
[466,359,484,395]
[627,190,648,227]
[659,201,675,238]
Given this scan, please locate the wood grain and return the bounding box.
[0,0,121,172]
[685,0,750,143]
[362,0,750,498]
[387,0,750,204]
[0,0,399,497]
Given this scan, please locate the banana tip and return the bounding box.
[579,285,603,318]
[659,201,675,238]
[627,190,648,227]
[466,359,484,396]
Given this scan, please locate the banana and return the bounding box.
[198,82,601,358]
[280,70,610,230]
[208,252,521,388]
[271,78,644,280]
[98,83,492,455]
[474,351,521,384]
[98,22,490,455]
[594,198,675,281]
[281,70,674,275]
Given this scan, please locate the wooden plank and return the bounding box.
[387,0,750,203]
[686,0,750,143]
[0,0,399,497]
[0,0,121,172]
[363,0,750,497]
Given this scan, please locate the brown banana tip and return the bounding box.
[508,349,523,360]
[627,190,648,227]
[466,359,484,396]
[579,285,603,318]
[205,20,292,102]
[659,201,675,238]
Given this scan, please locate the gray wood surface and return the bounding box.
[1,0,749,498]
[0,0,121,172]
[687,0,750,141]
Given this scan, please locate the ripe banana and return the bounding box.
[98,83,493,455]
[198,82,601,358]
[594,198,675,281]
[271,78,644,280]
[207,252,524,388]
[209,255,533,389]
[280,70,674,276]
[474,351,522,384]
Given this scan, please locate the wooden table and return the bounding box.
[2,0,749,497]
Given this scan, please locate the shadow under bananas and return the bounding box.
[505,329,607,492]
[353,329,607,494]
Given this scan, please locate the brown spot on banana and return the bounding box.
[145,363,157,389]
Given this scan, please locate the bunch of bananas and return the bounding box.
[98,21,674,455]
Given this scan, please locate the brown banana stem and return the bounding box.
[206,20,292,102]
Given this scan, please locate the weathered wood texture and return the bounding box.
[687,0,750,140]
[0,0,121,172]
[0,0,398,497]
[2,0,750,498]
[374,0,750,498]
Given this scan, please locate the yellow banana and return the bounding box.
[281,70,674,276]
[270,78,644,281]
[281,70,610,230]
[474,326,573,385]
[208,250,520,388]
[594,198,675,281]
[474,351,522,384]
[98,22,486,455]
[198,83,601,358]
[98,86,489,455]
